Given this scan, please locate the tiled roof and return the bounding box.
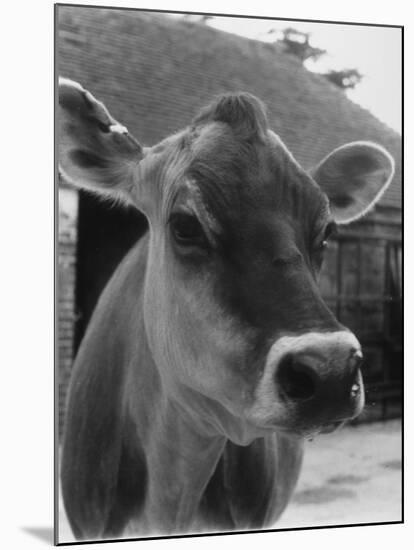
[57,6,402,210]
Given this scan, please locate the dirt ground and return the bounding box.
[277,419,402,529]
[58,419,402,543]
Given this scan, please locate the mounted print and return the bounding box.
[55,3,403,545]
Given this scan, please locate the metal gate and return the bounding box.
[321,232,402,422]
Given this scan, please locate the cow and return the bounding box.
[58,78,394,541]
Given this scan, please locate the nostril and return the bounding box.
[277,354,317,401]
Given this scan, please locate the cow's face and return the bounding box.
[59,81,394,441]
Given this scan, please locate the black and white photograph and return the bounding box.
[55,3,402,545]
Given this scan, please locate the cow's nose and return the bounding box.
[277,349,363,401]
[272,332,365,427]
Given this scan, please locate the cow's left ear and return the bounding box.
[310,142,394,224]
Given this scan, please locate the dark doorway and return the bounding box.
[74,191,148,353]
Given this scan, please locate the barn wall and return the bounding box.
[320,209,401,292]
[319,207,401,325]
[57,185,78,436]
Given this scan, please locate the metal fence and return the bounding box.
[321,232,402,422]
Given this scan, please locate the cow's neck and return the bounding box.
[145,396,226,534]
[124,312,226,535]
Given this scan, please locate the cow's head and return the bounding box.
[59,80,394,442]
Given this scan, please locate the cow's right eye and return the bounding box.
[169,213,208,249]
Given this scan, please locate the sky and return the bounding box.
[176,15,402,134]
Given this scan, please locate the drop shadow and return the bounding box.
[22,526,54,545]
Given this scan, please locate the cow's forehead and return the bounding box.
[143,110,329,234]
[183,124,329,231]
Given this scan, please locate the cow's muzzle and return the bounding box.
[267,331,365,433]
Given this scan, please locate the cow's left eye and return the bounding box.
[312,223,337,269]
[169,213,207,248]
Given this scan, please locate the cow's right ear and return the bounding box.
[58,78,144,204]
[310,141,394,224]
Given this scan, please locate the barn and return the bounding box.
[57,6,402,434]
